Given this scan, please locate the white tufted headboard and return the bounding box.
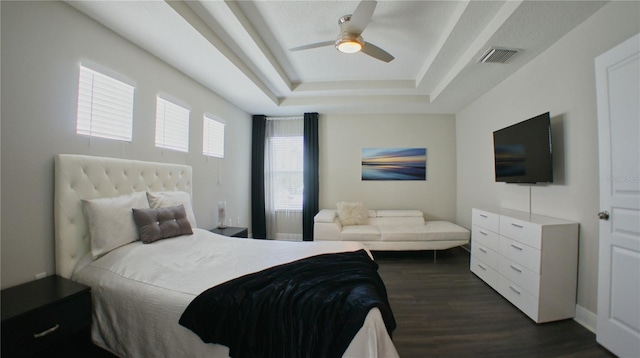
[54,154,193,279]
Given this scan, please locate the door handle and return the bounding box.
[598,211,610,220]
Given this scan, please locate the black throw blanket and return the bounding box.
[179,249,396,358]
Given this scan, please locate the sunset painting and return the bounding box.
[361,148,427,180]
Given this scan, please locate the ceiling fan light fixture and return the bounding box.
[335,33,363,54]
[291,3,393,62]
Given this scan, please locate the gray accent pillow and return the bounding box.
[132,204,193,244]
[146,191,198,228]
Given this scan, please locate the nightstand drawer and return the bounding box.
[2,284,91,356]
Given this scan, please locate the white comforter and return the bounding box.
[73,228,398,357]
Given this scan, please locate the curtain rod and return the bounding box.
[266,116,303,121]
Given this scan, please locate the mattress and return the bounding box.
[72,228,398,357]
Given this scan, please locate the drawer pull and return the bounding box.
[510,265,522,273]
[34,324,60,338]
[511,223,524,229]
[510,243,523,251]
[479,247,487,253]
[480,214,488,218]
[479,230,488,236]
[509,286,521,295]
[477,263,487,270]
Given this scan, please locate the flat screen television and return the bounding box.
[493,112,553,183]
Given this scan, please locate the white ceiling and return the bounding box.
[66,0,607,116]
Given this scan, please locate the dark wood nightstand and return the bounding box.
[1,275,92,357]
[210,226,248,238]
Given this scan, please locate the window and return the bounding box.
[76,64,134,141]
[155,96,190,152]
[269,135,304,211]
[203,115,225,158]
[263,116,304,240]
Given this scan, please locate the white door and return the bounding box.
[595,33,640,358]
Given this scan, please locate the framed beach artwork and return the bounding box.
[361,148,427,181]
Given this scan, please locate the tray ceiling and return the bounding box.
[66,0,606,115]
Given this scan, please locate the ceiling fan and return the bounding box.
[289,0,394,63]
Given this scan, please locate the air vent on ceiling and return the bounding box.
[477,47,519,64]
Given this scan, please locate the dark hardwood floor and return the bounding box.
[373,247,616,358]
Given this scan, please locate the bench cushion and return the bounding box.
[423,221,470,240]
[379,221,469,242]
[341,225,381,241]
[370,216,425,226]
[375,210,423,217]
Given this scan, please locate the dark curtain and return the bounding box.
[251,115,267,239]
[303,112,319,241]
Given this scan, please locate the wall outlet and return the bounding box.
[35,272,46,280]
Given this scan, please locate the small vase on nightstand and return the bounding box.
[217,201,227,228]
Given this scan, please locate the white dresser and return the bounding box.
[470,208,579,323]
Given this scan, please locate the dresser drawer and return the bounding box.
[499,256,540,297]
[472,225,499,252]
[498,276,538,321]
[2,291,91,355]
[471,241,499,270]
[470,255,499,289]
[500,216,542,249]
[472,209,499,232]
[499,236,541,273]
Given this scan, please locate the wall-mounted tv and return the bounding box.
[493,112,553,183]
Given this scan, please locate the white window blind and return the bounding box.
[203,115,225,158]
[76,65,134,141]
[155,97,190,152]
[270,136,304,211]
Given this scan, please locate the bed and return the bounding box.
[54,154,398,357]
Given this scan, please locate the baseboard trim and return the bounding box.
[574,304,597,333]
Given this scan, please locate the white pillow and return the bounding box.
[336,202,369,226]
[82,191,150,259]
[146,191,197,228]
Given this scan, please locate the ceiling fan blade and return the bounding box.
[290,40,335,52]
[361,42,394,63]
[347,0,377,35]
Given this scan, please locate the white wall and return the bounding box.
[456,1,640,316]
[1,1,252,288]
[320,113,457,221]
